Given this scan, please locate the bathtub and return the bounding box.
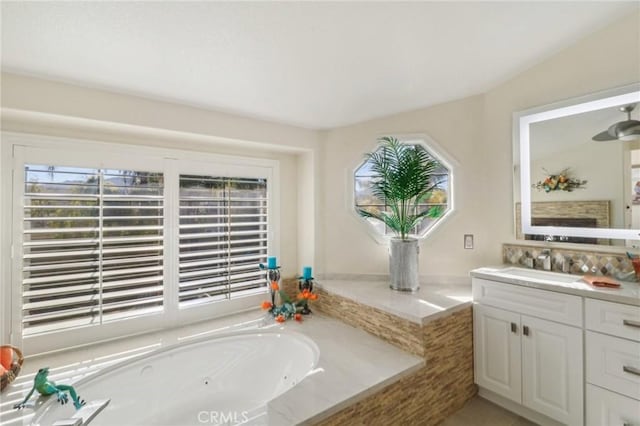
[30,330,319,426]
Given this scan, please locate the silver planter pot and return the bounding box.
[389,237,419,292]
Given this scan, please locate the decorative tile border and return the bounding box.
[281,277,425,356]
[503,243,635,279]
[313,287,424,357]
[281,277,300,300]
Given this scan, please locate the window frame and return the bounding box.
[20,161,167,338]
[350,134,458,244]
[4,132,280,354]
[172,159,275,326]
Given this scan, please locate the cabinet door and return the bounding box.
[473,304,522,403]
[522,315,583,426]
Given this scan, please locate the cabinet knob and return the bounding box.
[523,325,530,336]
[511,322,517,334]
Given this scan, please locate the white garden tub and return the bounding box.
[30,330,319,426]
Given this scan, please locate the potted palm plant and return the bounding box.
[357,136,441,292]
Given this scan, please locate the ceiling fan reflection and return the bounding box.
[592,104,640,142]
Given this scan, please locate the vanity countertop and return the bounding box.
[471,266,640,306]
[316,277,473,325]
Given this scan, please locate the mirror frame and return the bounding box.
[515,83,640,242]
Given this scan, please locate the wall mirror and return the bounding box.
[514,83,640,246]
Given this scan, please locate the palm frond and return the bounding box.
[357,137,443,240]
[358,208,404,234]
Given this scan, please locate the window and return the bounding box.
[22,165,164,336]
[10,140,277,353]
[178,175,268,306]
[354,138,454,238]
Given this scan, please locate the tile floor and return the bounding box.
[442,396,537,426]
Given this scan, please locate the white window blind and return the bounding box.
[178,175,268,307]
[22,165,164,336]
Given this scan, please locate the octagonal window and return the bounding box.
[354,137,454,239]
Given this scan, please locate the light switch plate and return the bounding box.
[464,234,474,249]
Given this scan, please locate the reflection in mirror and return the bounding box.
[514,84,640,246]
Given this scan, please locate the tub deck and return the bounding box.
[0,310,423,425]
[283,277,476,425]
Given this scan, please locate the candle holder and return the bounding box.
[260,265,319,322]
[268,268,281,306]
[298,276,314,315]
[259,260,281,308]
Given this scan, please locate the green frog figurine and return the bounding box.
[13,367,86,410]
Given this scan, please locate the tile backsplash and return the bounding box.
[503,243,636,281]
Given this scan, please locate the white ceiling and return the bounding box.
[1,2,638,130]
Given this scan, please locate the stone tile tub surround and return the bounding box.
[503,243,637,279]
[287,277,477,425]
[318,307,476,426]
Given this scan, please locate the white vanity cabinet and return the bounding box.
[474,303,522,400]
[473,278,584,426]
[585,299,640,426]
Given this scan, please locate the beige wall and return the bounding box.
[321,95,488,278]
[1,73,317,152]
[321,11,639,278]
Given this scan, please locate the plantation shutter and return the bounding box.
[22,165,164,336]
[178,174,268,307]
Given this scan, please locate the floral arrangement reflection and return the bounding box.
[533,168,587,192]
